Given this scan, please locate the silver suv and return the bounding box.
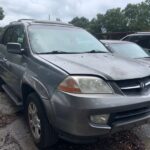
[0,19,150,149]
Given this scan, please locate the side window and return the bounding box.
[138,36,150,49]
[2,27,14,45]
[129,36,140,43]
[11,26,25,48]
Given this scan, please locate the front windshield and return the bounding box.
[109,43,149,58]
[28,25,108,54]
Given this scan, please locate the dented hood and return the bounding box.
[136,57,150,66]
[39,53,150,80]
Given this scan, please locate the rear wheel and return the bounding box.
[25,92,58,149]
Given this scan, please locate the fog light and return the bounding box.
[90,114,109,125]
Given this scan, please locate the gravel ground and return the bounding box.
[0,92,149,150]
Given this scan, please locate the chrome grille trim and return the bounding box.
[145,81,150,86]
[121,85,140,90]
[116,76,150,95]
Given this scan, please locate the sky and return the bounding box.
[0,0,144,26]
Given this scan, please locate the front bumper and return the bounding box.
[50,91,150,138]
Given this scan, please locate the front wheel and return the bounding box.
[25,93,58,149]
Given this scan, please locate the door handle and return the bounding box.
[0,57,7,63]
[3,58,7,62]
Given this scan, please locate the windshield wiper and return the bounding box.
[37,50,108,54]
[84,50,108,53]
[37,50,75,54]
[143,56,150,58]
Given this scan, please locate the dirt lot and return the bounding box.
[0,92,150,150]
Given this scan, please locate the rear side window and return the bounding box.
[137,36,150,49]
[2,27,14,45]
[124,35,150,49]
[128,36,141,43]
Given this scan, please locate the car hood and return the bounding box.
[136,58,150,66]
[39,53,150,80]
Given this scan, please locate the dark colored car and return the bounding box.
[101,40,150,66]
[1,19,150,149]
[121,32,150,54]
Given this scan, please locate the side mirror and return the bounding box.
[7,43,22,55]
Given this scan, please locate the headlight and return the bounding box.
[58,76,113,94]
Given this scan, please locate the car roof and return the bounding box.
[101,40,132,44]
[9,19,75,28]
[123,32,150,38]
[136,32,150,34]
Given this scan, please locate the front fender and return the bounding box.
[21,72,59,125]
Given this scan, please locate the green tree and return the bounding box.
[103,8,128,32]
[123,4,139,31]
[0,7,4,20]
[145,0,150,5]
[138,2,150,31]
[0,7,4,35]
[124,3,150,31]
[89,14,104,35]
[69,0,150,35]
[69,17,90,30]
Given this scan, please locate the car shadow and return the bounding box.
[49,130,145,150]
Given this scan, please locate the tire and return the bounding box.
[25,92,58,149]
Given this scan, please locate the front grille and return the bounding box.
[109,107,150,125]
[116,76,150,95]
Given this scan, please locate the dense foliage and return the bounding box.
[0,7,4,34]
[69,0,150,35]
[0,7,4,20]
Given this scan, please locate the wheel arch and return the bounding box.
[21,81,55,123]
[21,73,50,100]
[22,83,36,103]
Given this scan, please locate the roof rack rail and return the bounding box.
[9,21,20,25]
[136,32,150,34]
[18,19,35,22]
[9,19,74,27]
[9,19,35,25]
[33,20,73,26]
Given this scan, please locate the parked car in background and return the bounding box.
[1,20,150,149]
[101,40,150,65]
[121,32,150,54]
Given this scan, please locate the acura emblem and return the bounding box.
[140,82,145,89]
